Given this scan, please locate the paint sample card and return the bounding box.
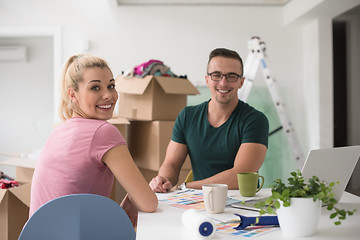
[158,189,206,210]
[158,189,204,205]
[158,189,242,210]
[216,221,279,238]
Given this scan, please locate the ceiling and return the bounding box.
[116,0,291,6]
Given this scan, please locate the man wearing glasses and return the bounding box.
[150,48,269,192]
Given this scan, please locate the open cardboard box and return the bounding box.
[0,158,35,240]
[0,182,31,240]
[116,75,199,121]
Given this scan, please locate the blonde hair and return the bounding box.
[59,54,111,120]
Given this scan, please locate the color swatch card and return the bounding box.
[158,189,205,209]
[206,210,279,238]
[215,221,279,238]
[158,189,242,210]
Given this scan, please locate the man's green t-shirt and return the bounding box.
[172,99,269,181]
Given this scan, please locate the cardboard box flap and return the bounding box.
[0,158,37,169]
[155,76,200,95]
[116,75,153,95]
[107,117,130,125]
[9,183,31,207]
[0,190,6,204]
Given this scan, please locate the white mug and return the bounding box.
[202,184,228,214]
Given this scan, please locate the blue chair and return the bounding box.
[19,194,136,240]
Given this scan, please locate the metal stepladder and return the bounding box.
[238,36,305,169]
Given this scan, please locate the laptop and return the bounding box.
[301,145,360,202]
[231,145,360,211]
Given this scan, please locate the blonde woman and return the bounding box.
[30,54,157,226]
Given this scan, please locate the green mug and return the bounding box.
[237,172,264,197]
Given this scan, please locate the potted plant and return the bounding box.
[254,170,357,237]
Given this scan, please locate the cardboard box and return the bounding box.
[107,117,130,141]
[127,120,191,171]
[0,158,36,182]
[116,75,199,121]
[0,182,31,240]
[0,158,34,240]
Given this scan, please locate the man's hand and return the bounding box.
[149,175,173,193]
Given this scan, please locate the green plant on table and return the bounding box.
[254,170,357,225]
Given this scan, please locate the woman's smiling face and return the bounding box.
[70,67,118,120]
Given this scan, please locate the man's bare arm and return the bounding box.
[149,140,188,192]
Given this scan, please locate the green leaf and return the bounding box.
[338,210,346,217]
[265,197,273,205]
[266,206,275,214]
[330,212,338,219]
[274,200,281,209]
[283,201,290,207]
[273,192,281,199]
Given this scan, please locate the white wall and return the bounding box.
[302,17,334,151]
[0,36,53,178]
[0,0,304,141]
[302,19,321,151]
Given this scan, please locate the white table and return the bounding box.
[137,189,360,239]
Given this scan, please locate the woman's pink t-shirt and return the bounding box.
[29,118,126,216]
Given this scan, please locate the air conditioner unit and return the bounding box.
[0,46,27,61]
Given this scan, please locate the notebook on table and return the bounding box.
[231,145,360,211]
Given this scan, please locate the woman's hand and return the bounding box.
[121,194,138,228]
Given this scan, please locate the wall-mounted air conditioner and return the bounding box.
[0,46,27,62]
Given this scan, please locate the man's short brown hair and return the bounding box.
[207,48,244,74]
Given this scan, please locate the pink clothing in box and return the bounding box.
[30,118,126,216]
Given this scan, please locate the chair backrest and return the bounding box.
[19,194,136,240]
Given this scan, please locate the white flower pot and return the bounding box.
[276,197,322,237]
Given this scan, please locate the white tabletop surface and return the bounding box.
[137,189,360,240]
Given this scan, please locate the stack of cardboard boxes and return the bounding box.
[115,74,199,199]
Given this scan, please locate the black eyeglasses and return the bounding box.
[207,72,242,82]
